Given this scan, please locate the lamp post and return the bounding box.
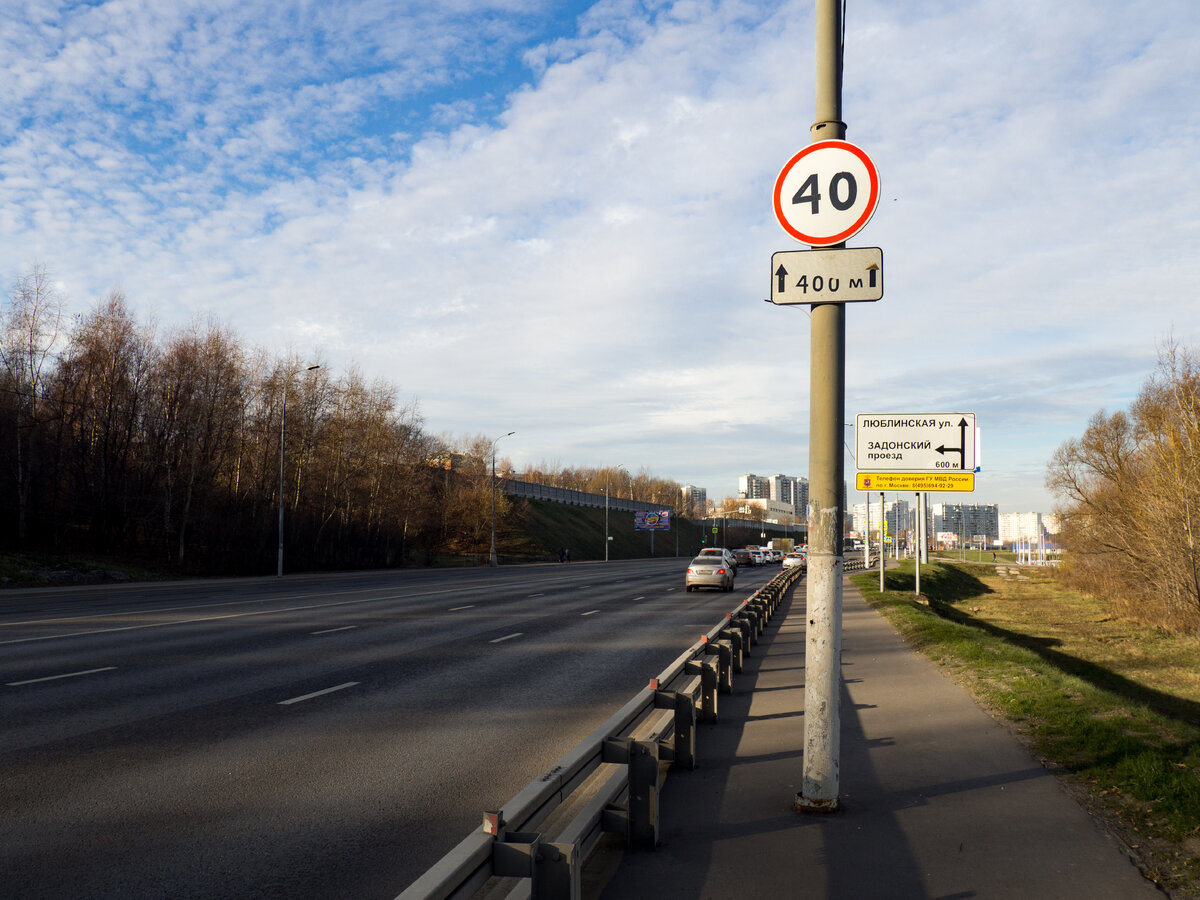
[604,466,622,562]
[279,364,320,577]
[489,431,515,567]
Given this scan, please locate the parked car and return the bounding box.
[685,556,735,592]
[783,551,807,570]
[698,547,738,571]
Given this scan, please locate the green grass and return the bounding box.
[853,561,1200,895]
[0,551,171,588]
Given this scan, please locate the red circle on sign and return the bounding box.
[773,140,880,246]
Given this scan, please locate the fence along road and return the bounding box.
[0,558,775,899]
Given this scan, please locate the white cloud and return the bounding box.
[2,0,1198,513]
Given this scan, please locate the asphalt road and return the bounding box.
[0,557,778,899]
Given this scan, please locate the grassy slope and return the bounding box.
[852,560,1200,898]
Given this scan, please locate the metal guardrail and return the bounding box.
[396,566,805,900]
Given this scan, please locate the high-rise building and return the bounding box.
[738,474,771,501]
[999,512,1046,544]
[681,484,707,517]
[933,503,999,544]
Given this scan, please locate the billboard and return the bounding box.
[634,509,671,531]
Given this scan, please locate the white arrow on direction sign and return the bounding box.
[768,247,883,305]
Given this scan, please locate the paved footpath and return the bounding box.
[589,572,1160,899]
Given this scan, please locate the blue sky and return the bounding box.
[3,0,1199,516]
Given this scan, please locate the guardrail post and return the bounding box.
[654,688,696,770]
[673,690,696,769]
[721,626,744,673]
[731,616,753,652]
[492,832,580,900]
[705,639,732,694]
[687,656,719,722]
[628,739,660,848]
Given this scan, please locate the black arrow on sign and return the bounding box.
[775,264,788,294]
[935,418,970,470]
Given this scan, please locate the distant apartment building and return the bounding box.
[999,512,1047,544]
[743,498,799,524]
[738,474,772,501]
[852,498,915,543]
[933,503,1000,545]
[741,472,811,520]
[681,484,707,517]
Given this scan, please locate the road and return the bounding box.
[0,557,778,899]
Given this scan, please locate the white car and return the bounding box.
[783,551,807,570]
[749,550,765,566]
[685,556,735,592]
[697,547,738,571]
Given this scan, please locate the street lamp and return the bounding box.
[604,465,622,562]
[489,431,515,567]
[279,364,320,577]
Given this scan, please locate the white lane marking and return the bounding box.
[311,625,357,635]
[489,633,523,644]
[581,610,600,616]
[632,596,645,601]
[449,605,475,611]
[7,666,118,686]
[279,682,359,705]
[528,593,544,598]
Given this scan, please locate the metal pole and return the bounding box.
[605,474,610,562]
[914,492,921,597]
[798,0,845,814]
[277,398,286,578]
[878,491,885,591]
[278,364,319,577]
[489,431,514,567]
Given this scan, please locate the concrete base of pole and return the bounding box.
[798,548,843,812]
[794,794,841,814]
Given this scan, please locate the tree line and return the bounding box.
[1048,342,1200,633]
[0,267,691,574]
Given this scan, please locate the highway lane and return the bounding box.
[0,558,781,898]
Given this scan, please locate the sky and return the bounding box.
[3,0,1199,517]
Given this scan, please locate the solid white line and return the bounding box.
[632,596,645,601]
[528,593,544,598]
[310,625,357,635]
[449,605,475,611]
[581,610,600,616]
[279,682,359,705]
[7,666,118,686]
[489,633,523,644]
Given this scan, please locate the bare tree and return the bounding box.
[0,266,63,540]
[1048,342,1200,631]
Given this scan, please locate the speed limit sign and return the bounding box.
[773,140,880,246]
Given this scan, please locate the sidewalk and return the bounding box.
[588,573,1159,899]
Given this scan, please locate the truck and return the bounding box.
[767,538,794,554]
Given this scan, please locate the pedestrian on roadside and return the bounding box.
[559,547,565,563]
[565,548,570,563]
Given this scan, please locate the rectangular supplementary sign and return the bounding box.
[634,509,671,531]
[856,472,975,492]
[769,247,883,305]
[855,413,977,473]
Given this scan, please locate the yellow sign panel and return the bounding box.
[856,472,975,492]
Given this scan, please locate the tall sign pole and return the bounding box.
[797,0,846,813]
